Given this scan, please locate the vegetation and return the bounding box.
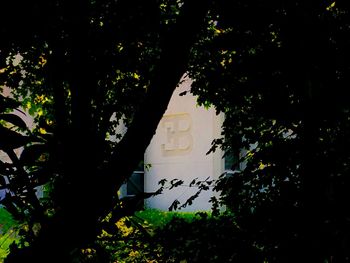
[1,0,350,262]
[0,209,204,262]
[94,209,234,263]
[98,209,202,263]
[188,1,350,262]
[0,209,16,234]
[94,209,258,263]
[1,0,211,261]
[136,209,199,228]
[0,209,17,261]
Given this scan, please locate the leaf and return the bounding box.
[169,199,180,211]
[20,143,47,165]
[0,126,32,150]
[0,113,28,130]
[189,178,198,187]
[182,190,201,208]
[0,95,21,113]
[0,193,23,220]
[169,179,184,190]
[158,178,167,186]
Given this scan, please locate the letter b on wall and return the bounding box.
[161,113,193,157]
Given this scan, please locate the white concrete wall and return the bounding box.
[144,77,224,211]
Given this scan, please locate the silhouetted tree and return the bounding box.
[2,0,350,262]
[0,0,211,261]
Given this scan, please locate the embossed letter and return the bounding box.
[161,113,193,156]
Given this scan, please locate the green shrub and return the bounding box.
[95,209,265,263]
[94,209,204,263]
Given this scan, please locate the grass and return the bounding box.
[134,209,207,228]
[0,208,16,234]
[0,208,18,262]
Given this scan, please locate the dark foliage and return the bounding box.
[188,0,350,261]
[1,0,350,262]
[0,0,211,261]
[155,213,263,262]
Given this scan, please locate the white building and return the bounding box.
[2,78,231,211]
[120,77,229,211]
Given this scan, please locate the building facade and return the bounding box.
[120,77,226,211]
[2,79,228,211]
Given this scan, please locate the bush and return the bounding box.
[96,209,264,262]
[95,209,204,263]
[154,213,263,263]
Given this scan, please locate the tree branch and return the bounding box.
[99,0,211,211]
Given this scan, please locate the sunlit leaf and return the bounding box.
[0,113,28,130]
